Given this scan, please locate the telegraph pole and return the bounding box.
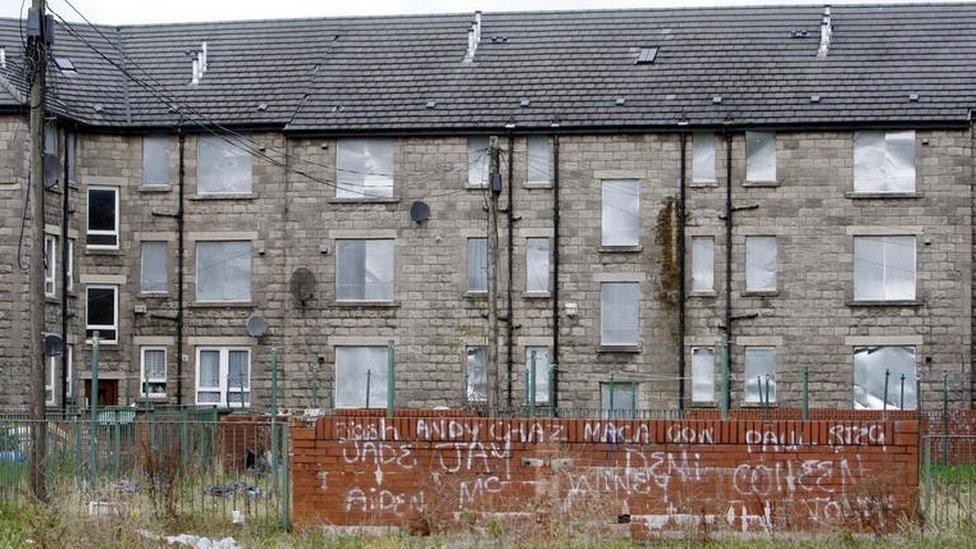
[27,0,49,501]
[487,136,502,414]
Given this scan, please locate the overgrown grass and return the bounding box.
[929,464,976,484]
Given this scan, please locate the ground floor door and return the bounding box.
[84,379,119,406]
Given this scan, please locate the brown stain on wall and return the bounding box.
[655,196,679,314]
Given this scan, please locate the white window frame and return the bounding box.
[85,284,118,344]
[86,186,120,250]
[44,234,57,297]
[853,235,916,301]
[194,347,251,408]
[45,344,56,406]
[66,345,73,401]
[140,346,168,400]
[66,238,75,292]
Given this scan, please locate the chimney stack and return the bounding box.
[463,11,482,63]
[817,5,832,59]
[191,58,200,85]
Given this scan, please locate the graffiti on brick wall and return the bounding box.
[296,417,912,532]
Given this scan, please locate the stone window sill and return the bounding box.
[689,290,717,298]
[85,247,123,256]
[189,193,256,201]
[597,345,640,354]
[326,197,399,204]
[138,292,169,298]
[599,245,643,254]
[846,299,922,307]
[523,182,553,190]
[139,186,172,194]
[523,292,551,299]
[464,291,488,299]
[689,180,717,188]
[333,301,400,308]
[44,296,59,304]
[743,181,779,188]
[845,192,922,200]
[189,301,255,308]
[741,290,779,297]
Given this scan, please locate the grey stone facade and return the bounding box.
[1,117,973,411]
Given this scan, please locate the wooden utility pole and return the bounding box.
[27,0,49,501]
[487,136,502,414]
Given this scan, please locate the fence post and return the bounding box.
[899,373,906,410]
[720,345,730,420]
[386,340,395,419]
[549,363,555,418]
[365,370,372,409]
[941,372,949,465]
[802,366,809,420]
[609,373,615,419]
[88,332,100,488]
[883,369,890,412]
[923,435,932,529]
[917,373,923,411]
[529,350,537,419]
[270,346,279,483]
[281,421,291,531]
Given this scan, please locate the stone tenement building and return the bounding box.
[0,4,974,412]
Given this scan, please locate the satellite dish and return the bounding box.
[410,201,430,224]
[43,153,61,190]
[44,334,64,358]
[245,315,269,338]
[289,267,316,308]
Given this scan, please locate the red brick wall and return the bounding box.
[291,415,919,535]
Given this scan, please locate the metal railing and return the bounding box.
[0,414,290,529]
[922,435,976,532]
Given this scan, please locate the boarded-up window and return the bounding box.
[691,237,715,292]
[853,346,916,410]
[746,131,776,183]
[467,238,488,293]
[525,237,550,294]
[336,239,395,301]
[197,136,252,194]
[468,136,489,187]
[601,282,639,346]
[691,347,715,403]
[853,236,915,301]
[744,347,776,403]
[692,132,716,183]
[601,382,637,418]
[195,241,251,302]
[854,131,915,193]
[337,139,394,198]
[525,346,550,404]
[526,136,551,185]
[143,136,170,188]
[601,179,640,246]
[746,236,778,291]
[335,346,389,409]
[140,241,168,294]
[44,235,56,297]
[466,346,487,402]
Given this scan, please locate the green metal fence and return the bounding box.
[922,435,976,532]
[0,413,290,529]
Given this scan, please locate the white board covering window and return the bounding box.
[526,136,551,185]
[143,136,170,188]
[336,239,395,301]
[44,235,56,297]
[853,236,915,301]
[745,236,778,291]
[337,139,394,198]
[691,347,715,403]
[744,346,776,403]
[66,238,74,292]
[853,346,916,410]
[467,136,489,187]
[691,237,715,292]
[465,346,487,402]
[195,347,250,407]
[195,241,251,302]
[45,353,56,405]
[140,241,168,294]
[141,347,167,399]
[746,131,776,183]
[525,237,550,295]
[86,186,119,249]
[85,284,118,344]
[197,136,252,194]
[692,132,716,183]
[602,179,640,247]
[853,131,915,193]
[525,346,550,404]
[600,282,639,346]
[335,346,389,409]
[466,237,488,293]
[601,382,636,417]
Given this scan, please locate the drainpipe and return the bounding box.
[551,134,561,412]
[506,132,514,408]
[677,133,687,412]
[176,130,186,403]
[721,132,733,417]
[60,130,70,408]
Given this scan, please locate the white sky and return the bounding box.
[0,0,965,25]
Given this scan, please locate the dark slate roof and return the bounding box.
[0,3,974,132]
